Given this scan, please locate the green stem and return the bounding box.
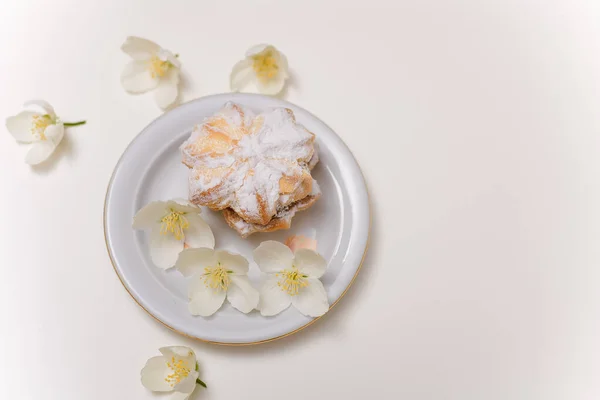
[63,120,86,127]
[196,378,207,388]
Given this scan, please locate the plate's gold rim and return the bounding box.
[102,94,371,346]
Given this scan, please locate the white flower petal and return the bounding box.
[157,347,197,393]
[277,51,289,76]
[169,200,199,214]
[154,68,180,110]
[291,278,329,317]
[44,123,64,146]
[6,111,38,143]
[294,249,327,279]
[121,60,159,93]
[256,72,287,96]
[188,275,226,316]
[157,48,181,68]
[216,250,248,275]
[253,241,294,273]
[245,43,271,57]
[230,58,255,92]
[132,201,168,229]
[24,99,56,119]
[170,392,192,400]
[175,248,217,277]
[24,140,57,165]
[150,228,184,269]
[174,370,199,394]
[227,276,259,313]
[171,198,194,208]
[258,276,292,316]
[121,36,160,60]
[159,346,196,362]
[141,356,172,392]
[183,213,215,249]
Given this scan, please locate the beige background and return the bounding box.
[1,0,599,399]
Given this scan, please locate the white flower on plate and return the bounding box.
[230,44,289,96]
[254,241,329,317]
[141,346,207,400]
[132,200,214,269]
[175,248,259,317]
[121,36,181,110]
[6,100,85,165]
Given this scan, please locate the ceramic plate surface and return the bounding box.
[104,93,369,345]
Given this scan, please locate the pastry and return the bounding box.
[180,102,320,235]
[223,180,321,238]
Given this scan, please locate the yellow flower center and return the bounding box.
[252,51,279,81]
[31,115,51,140]
[164,356,191,387]
[277,267,308,296]
[202,264,231,291]
[149,56,171,78]
[160,209,189,240]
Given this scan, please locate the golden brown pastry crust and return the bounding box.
[181,102,318,225]
[222,192,321,238]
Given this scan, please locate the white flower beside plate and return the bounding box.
[104,93,369,345]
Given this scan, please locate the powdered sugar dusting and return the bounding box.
[180,102,318,225]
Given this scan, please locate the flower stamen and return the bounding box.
[202,265,231,291]
[160,209,189,240]
[252,51,279,81]
[149,56,171,78]
[31,115,52,140]
[276,267,308,296]
[164,356,190,387]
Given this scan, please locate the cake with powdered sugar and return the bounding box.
[180,102,320,237]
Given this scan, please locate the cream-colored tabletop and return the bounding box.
[1,1,599,399]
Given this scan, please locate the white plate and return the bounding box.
[104,93,370,345]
